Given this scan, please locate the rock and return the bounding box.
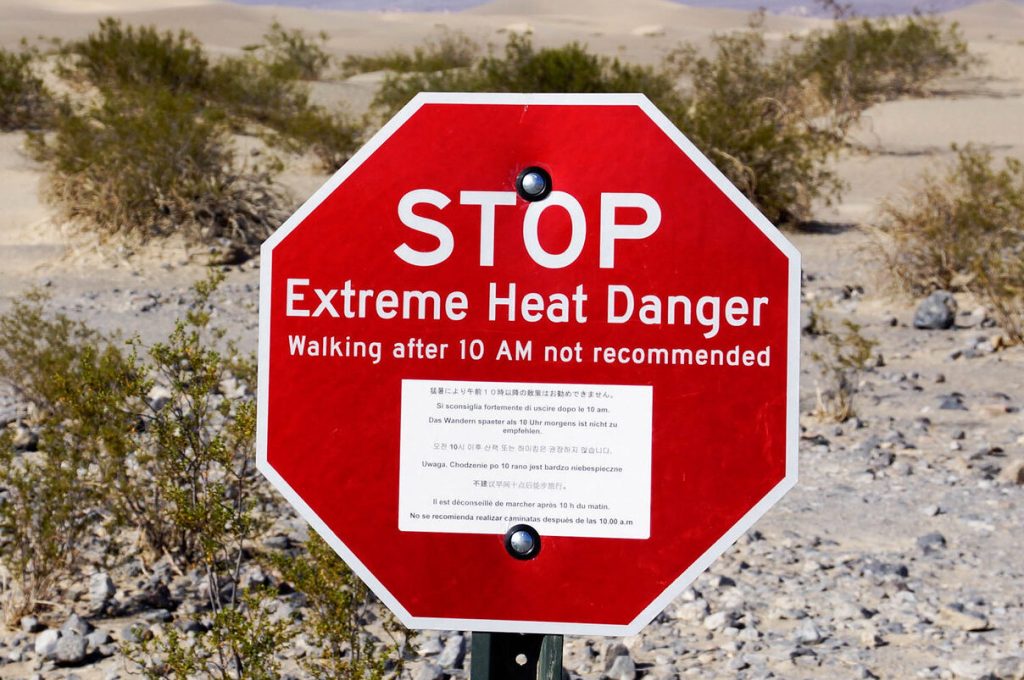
[948,658,988,678]
[703,611,730,630]
[417,635,443,656]
[88,572,115,610]
[992,656,1024,680]
[413,661,444,680]
[606,654,637,680]
[937,605,990,632]
[55,633,88,666]
[11,423,38,451]
[146,385,172,411]
[603,642,630,668]
[34,629,60,658]
[120,624,152,644]
[916,532,947,554]
[20,616,44,633]
[262,534,292,551]
[86,629,112,649]
[999,458,1024,485]
[939,393,967,410]
[61,613,95,637]
[913,291,957,330]
[794,619,823,644]
[437,634,465,669]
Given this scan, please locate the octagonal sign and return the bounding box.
[258,93,800,636]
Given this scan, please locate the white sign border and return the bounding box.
[257,92,800,637]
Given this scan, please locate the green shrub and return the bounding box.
[371,33,679,118]
[798,14,971,120]
[126,586,293,680]
[32,86,286,257]
[271,534,411,679]
[253,20,332,81]
[0,291,137,619]
[66,17,209,93]
[0,429,94,622]
[0,46,54,130]
[369,31,837,225]
[876,146,1024,343]
[342,29,477,77]
[668,29,844,225]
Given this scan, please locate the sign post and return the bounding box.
[258,93,800,649]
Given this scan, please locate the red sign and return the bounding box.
[258,93,799,636]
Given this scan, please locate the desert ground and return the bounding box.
[0,0,1022,678]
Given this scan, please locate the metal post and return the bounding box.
[471,632,563,680]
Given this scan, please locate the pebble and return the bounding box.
[34,629,60,658]
[413,661,444,680]
[917,532,947,554]
[913,291,957,330]
[20,616,44,634]
[88,572,116,610]
[55,634,88,666]
[606,654,637,680]
[437,634,465,669]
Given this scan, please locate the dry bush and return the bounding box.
[270,534,412,680]
[876,146,1024,343]
[0,46,55,130]
[342,29,477,77]
[797,13,971,121]
[31,86,287,259]
[668,28,845,225]
[253,20,332,81]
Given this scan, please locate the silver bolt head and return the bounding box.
[520,171,547,196]
[509,529,535,555]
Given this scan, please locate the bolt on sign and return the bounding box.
[258,93,800,636]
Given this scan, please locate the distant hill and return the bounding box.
[227,0,1022,16]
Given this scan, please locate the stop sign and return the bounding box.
[258,93,799,636]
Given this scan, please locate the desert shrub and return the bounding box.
[808,304,877,422]
[0,292,138,619]
[798,13,970,120]
[0,429,94,622]
[252,20,332,81]
[342,29,477,76]
[876,146,1024,343]
[67,18,210,93]
[369,31,834,225]
[126,587,292,680]
[669,29,844,225]
[32,86,286,257]
[371,33,679,116]
[271,534,411,679]
[0,46,54,130]
[62,18,359,177]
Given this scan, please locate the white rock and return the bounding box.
[606,654,637,680]
[34,629,60,658]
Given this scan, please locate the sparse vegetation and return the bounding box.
[366,14,969,226]
[0,46,55,130]
[668,28,844,225]
[0,277,410,673]
[342,29,477,76]
[876,146,1024,343]
[32,86,286,259]
[254,20,333,81]
[797,13,971,121]
[126,586,294,680]
[271,534,411,680]
[370,33,679,120]
[808,303,877,422]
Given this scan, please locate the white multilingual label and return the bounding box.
[399,379,652,539]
